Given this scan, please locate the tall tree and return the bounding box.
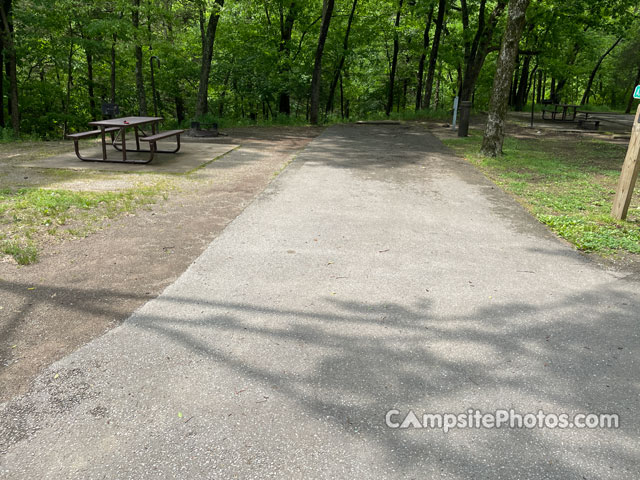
[459,0,507,102]
[195,0,224,118]
[423,0,445,109]
[514,54,531,110]
[580,36,623,105]
[326,0,358,116]
[481,0,530,156]
[0,34,4,128]
[0,0,18,134]
[278,1,297,115]
[415,5,434,110]
[385,0,403,117]
[132,0,148,115]
[310,0,335,124]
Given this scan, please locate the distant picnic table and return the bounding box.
[541,103,579,122]
[539,100,605,130]
[66,116,184,164]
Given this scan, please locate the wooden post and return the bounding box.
[612,104,640,220]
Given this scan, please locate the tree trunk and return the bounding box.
[310,0,335,124]
[434,66,442,109]
[86,50,96,120]
[132,0,147,115]
[278,2,297,115]
[325,0,357,116]
[580,36,622,106]
[525,63,536,102]
[509,55,519,106]
[0,0,18,134]
[175,95,185,124]
[340,72,344,118]
[110,34,117,104]
[0,38,4,128]
[536,69,542,103]
[64,39,74,135]
[415,5,434,110]
[625,65,640,114]
[481,0,530,157]
[194,0,223,118]
[385,0,403,117]
[423,0,445,109]
[514,54,530,111]
[218,68,231,117]
[459,0,507,102]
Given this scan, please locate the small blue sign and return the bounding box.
[635,85,640,99]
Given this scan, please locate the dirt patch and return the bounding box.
[0,126,322,403]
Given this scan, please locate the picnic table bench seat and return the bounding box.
[139,129,185,143]
[66,127,120,140]
[66,127,121,162]
[139,129,185,160]
[575,111,603,130]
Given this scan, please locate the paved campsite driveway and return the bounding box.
[1,125,638,479]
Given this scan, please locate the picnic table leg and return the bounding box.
[134,126,141,151]
[121,127,127,161]
[100,127,107,160]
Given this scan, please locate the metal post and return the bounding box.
[458,100,472,137]
[530,79,535,128]
[451,96,459,130]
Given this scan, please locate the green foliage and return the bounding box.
[445,132,640,255]
[1,0,639,136]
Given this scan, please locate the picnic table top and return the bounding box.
[89,116,163,127]
[543,104,579,109]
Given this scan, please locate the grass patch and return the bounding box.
[0,183,169,264]
[444,132,640,256]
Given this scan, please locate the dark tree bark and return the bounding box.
[0,0,18,134]
[525,63,537,102]
[278,2,297,115]
[459,0,507,102]
[195,0,224,118]
[580,36,622,105]
[536,69,542,103]
[385,0,403,117]
[481,0,530,157]
[423,0,445,109]
[310,0,335,124]
[514,54,530,111]
[415,5,434,110]
[218,68,231,117]
[0,37,4,128]
[132,0,147,115]
[86,49,96,120]
[509,55,519,106]
[625,65,640,114]
[63,37,74,135]
[326,0,358,116]
[175,95,185,124]
[110,33,117,104]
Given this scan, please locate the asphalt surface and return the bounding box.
[1,124,639,479]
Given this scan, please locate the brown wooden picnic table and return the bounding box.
[67,116,184,164]
[541,104,579,122]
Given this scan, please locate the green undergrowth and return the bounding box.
[444,132,640,256]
